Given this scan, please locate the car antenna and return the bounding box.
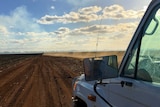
[95,15,103,58]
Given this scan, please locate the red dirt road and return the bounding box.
[0,55,83,107]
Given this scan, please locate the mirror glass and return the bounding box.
[83,55,118,81]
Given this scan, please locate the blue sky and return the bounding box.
[0,0,151,52]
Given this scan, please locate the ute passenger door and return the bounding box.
[107,3,160,107]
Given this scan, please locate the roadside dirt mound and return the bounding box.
[0,55,83,107]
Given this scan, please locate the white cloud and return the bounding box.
[78,6,102,14]
[45,21,137,51]
[102,5,144,19]
[54,27,70,36]
[0,6,43,32]
[2,25,135,52]
[51,6,55,10]
[37,4,145,24]
[0,4,142,52]
[68,22,138,37]
[37,6,101,24]
[0,6,53,52]
[0,26,8,35]
[0,20,137,52]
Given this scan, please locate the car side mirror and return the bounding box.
[83,55,118,81]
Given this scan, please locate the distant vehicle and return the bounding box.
[72,0,160,106]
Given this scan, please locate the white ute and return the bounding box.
[72,0,160,107]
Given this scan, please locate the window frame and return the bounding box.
[120,4,160,83]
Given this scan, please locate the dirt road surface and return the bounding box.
[0,55,83,107]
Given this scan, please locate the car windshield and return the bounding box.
[0,0,151,107]
[0,0,150,53]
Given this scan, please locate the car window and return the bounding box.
[123,6,160,84]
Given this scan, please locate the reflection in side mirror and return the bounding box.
[83,55,118,81]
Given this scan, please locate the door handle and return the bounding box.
[121,81,133,87]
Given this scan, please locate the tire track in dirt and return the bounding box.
[40,57,57,107]
[0,57,39,107]
[0,55,82,107]
[12,57,40,107]
[0,58,35,106]
[47,57,78,107]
